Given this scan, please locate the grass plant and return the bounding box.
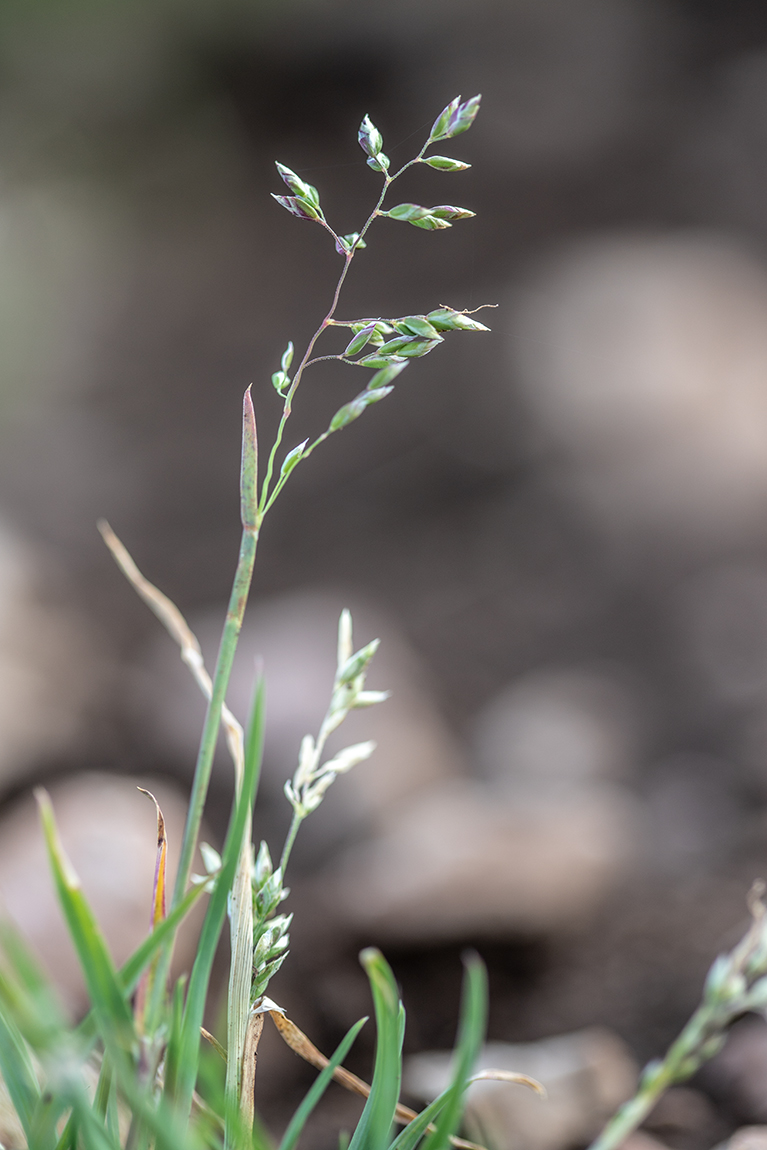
[0,96,510,1150]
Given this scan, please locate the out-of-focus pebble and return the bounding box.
[622,1134,673,1150]
[642,754,741,876]
[642,1086,725,1150]
[704,1017,767,1125]
[405,1028,638,1150]
[726,1128,767,1150]
[510,234,767,543]
[472,665,641,788]
[325,777,638,941]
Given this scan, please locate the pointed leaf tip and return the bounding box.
[241,386,258,529]
[430,94,481,141]
[275,162,320,207]
[422,155,471,171]
[271,193,323,221]
[137,788,167,927]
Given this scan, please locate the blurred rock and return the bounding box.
[510,234,767,544]
[624,1135,673,1150]
[703,1017,767,1126]
[726,1129,767,1150]
[642,1087,725,1150]
[0,520,103,788]
[405,1028,638,1150]
[0,772,206,1016]
[472,665,642,789]
[324,777,638,941]
[642,754,741,877]
[316,662,641,944]
[134,591,465,857]
[679,564,767,707]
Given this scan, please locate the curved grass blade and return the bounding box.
[389,1091,451,1150]
[134,788,168,1033]
[34,1092,78,1150]
[69,1089,121,1150]
[36,790,135,1054]
[421,954,487,1150]
[54,1113,77,1150]
[279,1017,368,1150]
[0,922,119,1150]
[0,918,68,1047]
[73,880,208,1050]
[266,1010,481,1149]
[348,949,405,1150]
[0,1003,40,1140]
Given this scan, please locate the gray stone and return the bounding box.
[324,777,639,941]
[727,1128,767,1150]
[510,234,767,544]
[705,1017,767,1126]
[405,1028,638,1150]
[472,665,642,789]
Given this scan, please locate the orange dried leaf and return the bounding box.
[134,788,168,1032]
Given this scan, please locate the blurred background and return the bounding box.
[6,0,767,1146]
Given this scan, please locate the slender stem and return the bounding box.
[279,812,303,878]
[279,702,339,875]
[172,525,259,908]
[588,1072,669,1150]
[318,219,343,248]
[261,429,329,515]
[304,354,348,368]
[390,138,433,182]
[258,249,352,514]
[258,174,395,515]
[172,389,259,907]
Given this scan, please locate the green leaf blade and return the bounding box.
[421,953,488,1150]
[348,949,404,1150]
[36,791,135,1054]
[389,1091,451,1150]
[0,1005,41,1140]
